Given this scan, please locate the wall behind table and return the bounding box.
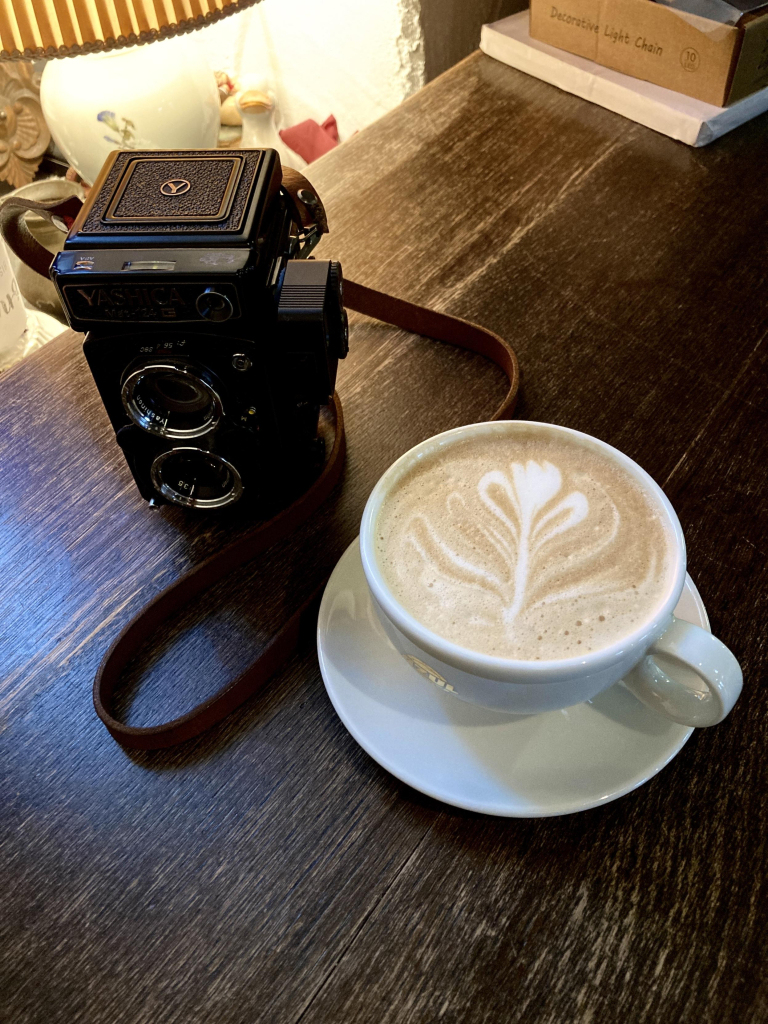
[202,0,525,140]
[420,0,527,81]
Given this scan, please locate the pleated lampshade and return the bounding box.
[0,0,261,61]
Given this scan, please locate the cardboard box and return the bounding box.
[529,0,768,104]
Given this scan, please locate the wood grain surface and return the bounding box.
[2,51,767,1024]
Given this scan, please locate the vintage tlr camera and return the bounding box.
[51,149,348,510]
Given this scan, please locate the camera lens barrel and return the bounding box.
[122,361,223,439]
[150,448,244,509]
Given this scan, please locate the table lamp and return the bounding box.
[0,0,262,185]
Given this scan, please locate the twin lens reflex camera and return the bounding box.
[51,149,348,510]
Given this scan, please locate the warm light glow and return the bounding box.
[0,0,262,60]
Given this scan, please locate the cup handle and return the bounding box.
[622,617,742,727]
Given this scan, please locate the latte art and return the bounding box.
[375,429,674,660]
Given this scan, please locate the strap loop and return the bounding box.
[0,194,84,278]
[94,396,346,749]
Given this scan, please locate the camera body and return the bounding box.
[51,149,347,509]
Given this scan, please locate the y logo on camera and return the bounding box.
[160,179,191,196]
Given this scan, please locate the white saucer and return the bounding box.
[317,540,709,817]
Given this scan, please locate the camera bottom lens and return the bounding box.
[151,448,244,509]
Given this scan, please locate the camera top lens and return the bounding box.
[151,448,243,509]
[122,361,222,439]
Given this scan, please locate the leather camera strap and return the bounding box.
[0,193,84,277]
[0,170,520,750]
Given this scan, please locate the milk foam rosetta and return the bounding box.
[375,429,675,660]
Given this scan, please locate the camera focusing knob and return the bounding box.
[196,287,234,323]
[335,310,349,360]
[329,261,344,305]
[328,262,349,359]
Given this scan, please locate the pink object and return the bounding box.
[280,115,339,164]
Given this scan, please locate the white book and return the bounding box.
[480,11,768,146]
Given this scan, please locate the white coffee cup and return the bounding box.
[359,421,742,728]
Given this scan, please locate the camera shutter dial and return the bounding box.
[196,287,234,322]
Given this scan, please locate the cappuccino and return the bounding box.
[375,425,675,660]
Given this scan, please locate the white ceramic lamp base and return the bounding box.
[40,34,221,186]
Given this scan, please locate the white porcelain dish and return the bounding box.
[317,540,707,818]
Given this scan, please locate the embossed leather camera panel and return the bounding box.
[104,156,245,223]
[73,149,270,239]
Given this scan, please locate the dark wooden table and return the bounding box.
[2,51,766,1024]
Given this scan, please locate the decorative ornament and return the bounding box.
[0,64,50,189]
[236,87,306,169]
